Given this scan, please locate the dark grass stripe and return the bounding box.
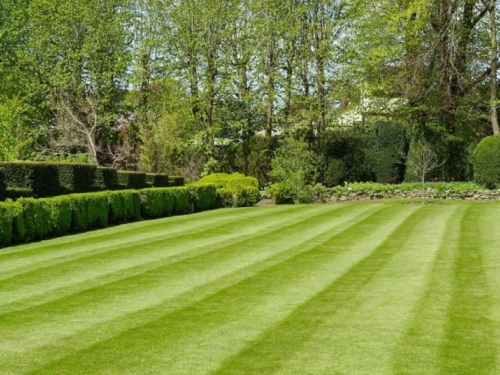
[24,205,417,375]
[438,205,497,375]
[207,206,431,375]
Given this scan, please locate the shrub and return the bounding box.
[0,162,61,197]
[171,187,191,213]
[189,184,218,211]
[169,176,185,187]
[146,173,170,187]
[140,188,171,218]
[106,190,141,223]
[225,176,259,190]
[216,188,234,207]
[58,164,97,193]
[473,136,500,189]
[14,198,52,241]
[95,167,119,190]
[0,168,6,198]
[0,201,17,246]
[117,171,147,189]
[234,186,260,206]
[269,183,293,204]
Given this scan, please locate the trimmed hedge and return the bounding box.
[95,167,119,190]
[0,185,218,248]
[0,168,6,197]
[117,171,147,189]
[58,164,97,193]
[146,173,170,188]
[194,173,260,207]
[0,161,60,197]
[473,136,500,189]
[169,176,185,187]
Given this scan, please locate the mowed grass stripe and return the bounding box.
[438,204,497,375]
[26,205,418,375]
[0,204,328,306]
[273,205,458,375]
[391,205,468,375]
[0,205,297,279]
[209,205,437,375]
[0,203,380,372]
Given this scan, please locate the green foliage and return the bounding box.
[171,187,191,214]
[58,164,97,193]
[95,167,119,191]
[194,173,259,207]
[168,176,185,187]
[189,185,218,211]
[0,162,60,197]
[269,183,294,204]
[318,131,374,186]
[269,137,318,203]
[117,171,147,190]
[0,168,6,197]
[0,201,17,246]
[139,189,172,219]
[219,137,281,187]
[146,173,170,188]
[14,197,52,241]
[473,136,500,189]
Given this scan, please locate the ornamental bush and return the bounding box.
[168,176,185,187]
[194,173,259,207]
[473,136,500,189]
[0,168,6,197]
[58,164,97,193]
[0,162,60,197]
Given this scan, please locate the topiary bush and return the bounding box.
[194,173,259,207]
[0,168,6,198]
[473,136,500,189]
[0,162,61,197]
[168,176,185,187]
[0,201,17,246]
[189,184,218,211]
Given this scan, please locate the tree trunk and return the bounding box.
[265,43,275,137]
[491,0,499,135]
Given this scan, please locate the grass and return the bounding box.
[1,201,500,374]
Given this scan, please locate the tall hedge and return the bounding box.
[146,173,170,187]
[117,171,147,189]
[0,162,61,197]
[168,176,185,187]
[59,164,97,193]
[95,167,119,191]
[473,136,500,189]
[0,168,6,197]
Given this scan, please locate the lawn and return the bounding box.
[1,201,500,374]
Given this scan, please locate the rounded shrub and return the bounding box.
[473,136,500,189]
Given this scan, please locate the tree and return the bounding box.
[490,0,499,135]
[402,141,445,204]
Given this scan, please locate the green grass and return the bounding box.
[1,201,500,374]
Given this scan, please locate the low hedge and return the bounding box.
[95,167,119,190]
[194,173,260,207]
[117,171,147,189]
[0,185,218,248]
[146,173,170,188]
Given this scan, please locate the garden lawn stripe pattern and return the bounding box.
[0,201,499,375]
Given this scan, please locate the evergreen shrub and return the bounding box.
[95,167,119,190]
[168,176,185,187]
[473,136,500,189]
[0,162,60,197]
[146,173,170,187]
[58,164,97,193]
[117,171,147,189]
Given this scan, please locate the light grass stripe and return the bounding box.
[0,206,378,374]
[25,205,418,375]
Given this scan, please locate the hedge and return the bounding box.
[0,185,218,248]
[146,173,170,188]
[169,176,185,187]
[0,168,6,198]
[95,167,119,190]
[473,136,500,189]
[58,164,97,193]
[193,173,260,207]
[0,161,61,197]
[117,171,147,189]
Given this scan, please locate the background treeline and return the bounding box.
[0,0,499,182]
